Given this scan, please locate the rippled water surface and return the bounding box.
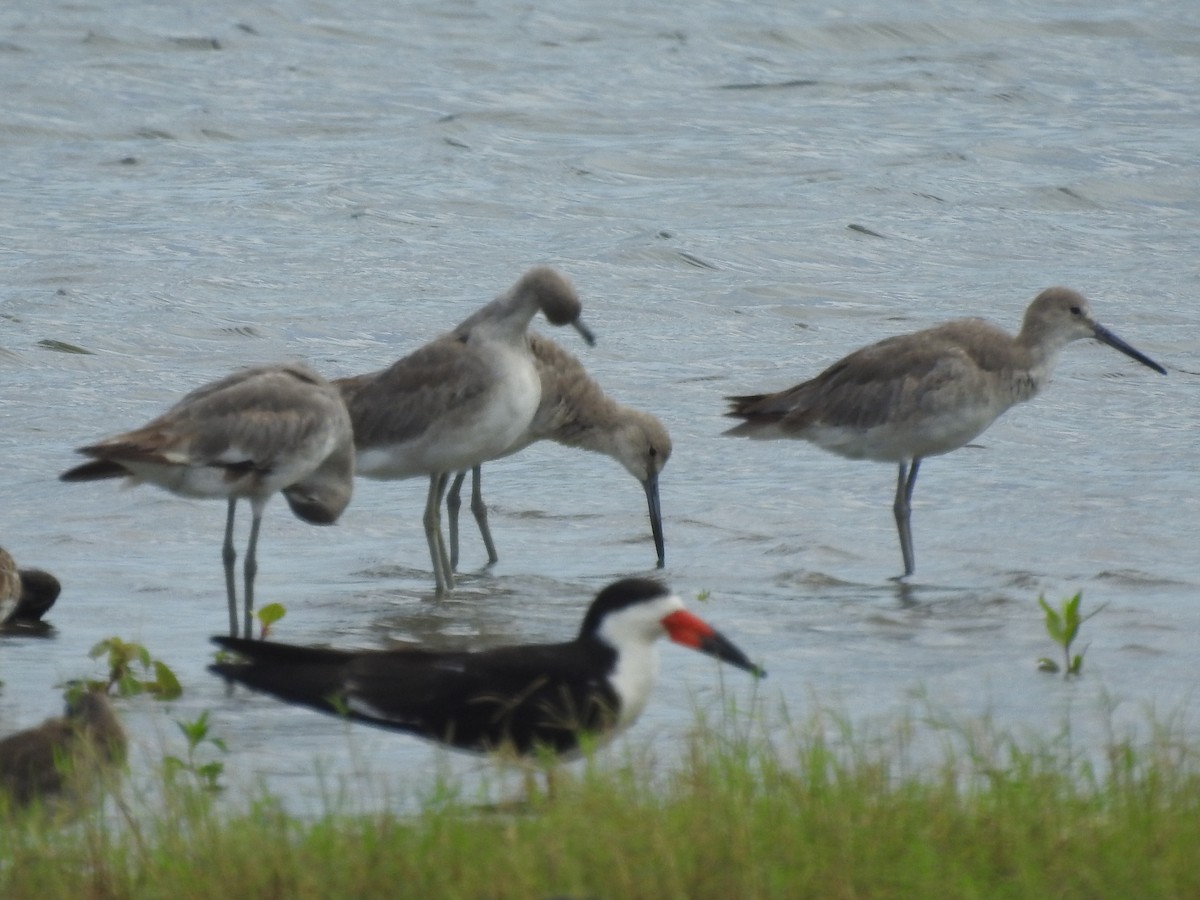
[2,0,1198,811]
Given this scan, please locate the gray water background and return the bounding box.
[1,0,1197,812]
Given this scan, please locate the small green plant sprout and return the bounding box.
[1037,592,1106,677]
[256,602,287,640]
[695,589,712,603]
[87,637,182,699]
[163,710,228,793]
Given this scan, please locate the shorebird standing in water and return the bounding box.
[335,267,595,595]
[61,362,354,637]
[445,331,671,572]
[725,287,1166,577]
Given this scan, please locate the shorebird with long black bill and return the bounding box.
[445,331,671,571]
[725,287,1166,578]
[210,577,763,760]
[334,267,595,595]
[61,362,354,637]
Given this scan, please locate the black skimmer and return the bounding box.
[60,362,355,637]
[210,578,763,757]
[0,687,126,810]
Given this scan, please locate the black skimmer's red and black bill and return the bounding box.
[210,577,763,757]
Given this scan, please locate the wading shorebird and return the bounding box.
[725,287,1166,577]
[210,577,763,759]
[334,267,595,595]
[61,363,354,637]
[445,331,671,571]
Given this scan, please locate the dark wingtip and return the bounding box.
[60,459,128,482]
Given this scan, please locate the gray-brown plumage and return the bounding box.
[0,547,19,624]
[0,688,126,811]
[725,287,1166,577]
[334,267,594,595]
[447,332,671,570]
[60,362,354,636]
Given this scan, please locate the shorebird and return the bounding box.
[334,267,594,595]
[0,548,61,631]
[210,577,763,758]
[446,331,671,571]
[0,547,19,623]
[725,287,1166,577]
[0,687,126,811]
[61,362,354,637]
[12,568,61,624]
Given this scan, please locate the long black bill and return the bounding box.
[1092,323,1167,375]
[644,472,666,569]
[699,628,766,679]
[572,318,597,347]
[664,609,766,679]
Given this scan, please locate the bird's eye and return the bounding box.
[649,447,658,458]
[1069,306,1082,316]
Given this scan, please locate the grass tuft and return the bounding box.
[3,706,1200,898]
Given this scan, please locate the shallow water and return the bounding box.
[1,0,1197,812]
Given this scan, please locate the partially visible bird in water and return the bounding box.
[0,686,127,812]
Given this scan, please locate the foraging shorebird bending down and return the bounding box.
[0,687,127,811]
[725,287,1167,578]
[334,267,595,595]
[60,363,354,637]
[446,332,672,571]
[210,578,763,757]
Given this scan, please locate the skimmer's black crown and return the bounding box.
[578,577,670,639]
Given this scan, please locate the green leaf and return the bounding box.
[152,661,183,700]
[257,603,287,627]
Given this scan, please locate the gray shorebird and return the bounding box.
[334,267,595,595]
[725,287,1166,577]
[0,687,126,811]
[61,362,354,636]
[446,331,671,571]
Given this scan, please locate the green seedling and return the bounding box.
[256,602,287,640]
[87,637,182,699]
[163,710,228,793]
[1037,592,1105,677]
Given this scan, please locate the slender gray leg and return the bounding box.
[222,498,238,636]
[242,506,263,639]
[893,458,921,578]
[424,473,454,595]
[447,470,467,572]
[470,465,499,566]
